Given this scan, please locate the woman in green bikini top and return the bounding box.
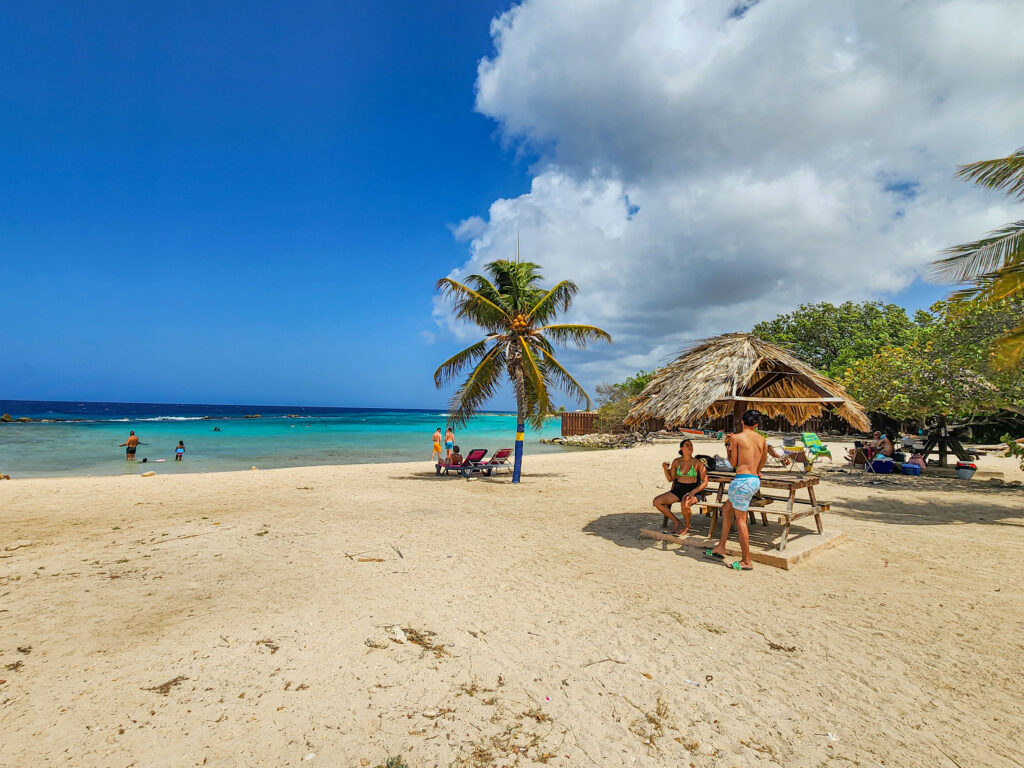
[653,439,709,536]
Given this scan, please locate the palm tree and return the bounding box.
[434,259,611,483]
[929,147,1024,365]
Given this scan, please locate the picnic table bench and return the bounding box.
[695,471,830,551]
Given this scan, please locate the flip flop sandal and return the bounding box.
[703,549,725,560]
[729,561,753,571]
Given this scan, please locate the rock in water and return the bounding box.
[0,413,12,422]
[141,471,156,477]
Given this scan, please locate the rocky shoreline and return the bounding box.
[541,431,657,449]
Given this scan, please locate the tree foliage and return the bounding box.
[840,299,1024,422]
[594,370,654,432]
[1003,435,1024,471]
[434,260,611,480]
[751,301,915,378]
[928,147,1024,366]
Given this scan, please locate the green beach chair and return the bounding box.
[800,432,833,462]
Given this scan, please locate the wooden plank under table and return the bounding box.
[699,471,829,551]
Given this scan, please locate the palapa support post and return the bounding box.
[732,399,745,434]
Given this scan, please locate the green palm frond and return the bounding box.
[533,323,613,348]
[987,263,1024,300]
[526,280,579,323]
[956,148,1024,201]
[536,346,592,409]
[435,277,512,332]
[518,338,552,428]
[487,260,546,314]
[949,262,1024,301]
[993,322,1024,368]
[463,274,511,314]
[433,339,491,388]
[928,220,1024,284]
[446,343,507,427]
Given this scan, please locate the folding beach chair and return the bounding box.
[776,444,812,471]
[436,448,487,476]
[800,432,833,462]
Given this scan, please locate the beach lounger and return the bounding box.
[480,447,513,475]
[460,448,514,478]
[799,432,833,462]
[436,448,487,476]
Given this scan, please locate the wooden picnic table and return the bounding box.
[698,471,829,551]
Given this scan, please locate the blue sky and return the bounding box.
[4,1,993,409]
[1,1,528,407]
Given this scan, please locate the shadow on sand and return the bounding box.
[834,494,1024,528]
[392,471,567,483]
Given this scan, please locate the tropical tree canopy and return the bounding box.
[751,301,916,378]
[433,260,612,430]
[928,147,1024,366]
[840,299,1024,423]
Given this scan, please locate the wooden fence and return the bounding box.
[561,411,598,436]
[560,411,664,436]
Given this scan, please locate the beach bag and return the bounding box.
[707,455,733,472]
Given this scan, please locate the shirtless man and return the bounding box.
[708,410,767,570]
[119,430,140,461]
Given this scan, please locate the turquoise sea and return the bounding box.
[0,400,568,478]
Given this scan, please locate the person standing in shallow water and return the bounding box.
[708,409,768,571]
[119,431,139,461]
[444,427,455,462]
[175,441,186,461]
[431,427,443,464]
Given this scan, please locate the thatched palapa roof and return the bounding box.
[625,333,871,432]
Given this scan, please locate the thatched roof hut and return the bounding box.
[625,333,871,433]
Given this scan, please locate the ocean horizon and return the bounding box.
[0,399,569,478]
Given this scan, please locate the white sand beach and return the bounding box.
[1,441,1022,768]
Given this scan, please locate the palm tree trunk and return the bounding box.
[512,356,526,484]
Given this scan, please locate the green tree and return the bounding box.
[594,370,655,433]
[751,301,915,377]
[929,147,1024,366]
[841,299,1024,424]
[434,260,611,482]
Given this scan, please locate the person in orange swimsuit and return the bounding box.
[431,428,443,464]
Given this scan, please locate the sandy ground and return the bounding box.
[1,440,1022,768]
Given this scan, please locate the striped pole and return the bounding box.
[512,422,525,483]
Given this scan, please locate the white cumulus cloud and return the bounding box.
[439,0,1024,392]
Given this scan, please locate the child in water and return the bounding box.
[175,441,186,461]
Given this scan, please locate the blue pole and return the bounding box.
[512,422,525,483]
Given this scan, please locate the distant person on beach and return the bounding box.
[448,445,463,466]
[708,410,767,571]
[653,439,708,536]
[213,427,221,432]
[175,441,186,461]
[432,428,443,464]
[119,431,139,461]
[444,427,455,461]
